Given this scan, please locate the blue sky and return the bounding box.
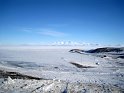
[0,0,124,45]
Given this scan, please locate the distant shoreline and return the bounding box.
[0,45,123,50]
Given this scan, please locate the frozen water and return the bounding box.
[0,46,124,92]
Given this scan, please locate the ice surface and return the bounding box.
[0,46,124,92]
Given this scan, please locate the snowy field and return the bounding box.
[0,46,124,93]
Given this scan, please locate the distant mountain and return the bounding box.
[52,41,100,46]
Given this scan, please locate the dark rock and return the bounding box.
[96,62,100,65]
[86,47,123,53]
[69,49,84,54]
[70,62,94,68]
[54,67,58,69]
[0,70,42,80]
[117,56,124,59]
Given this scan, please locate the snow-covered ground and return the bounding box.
[0,46,124,92]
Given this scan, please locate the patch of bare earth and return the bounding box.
[70,62,95,68]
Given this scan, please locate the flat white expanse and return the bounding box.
[0,46,124,90]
